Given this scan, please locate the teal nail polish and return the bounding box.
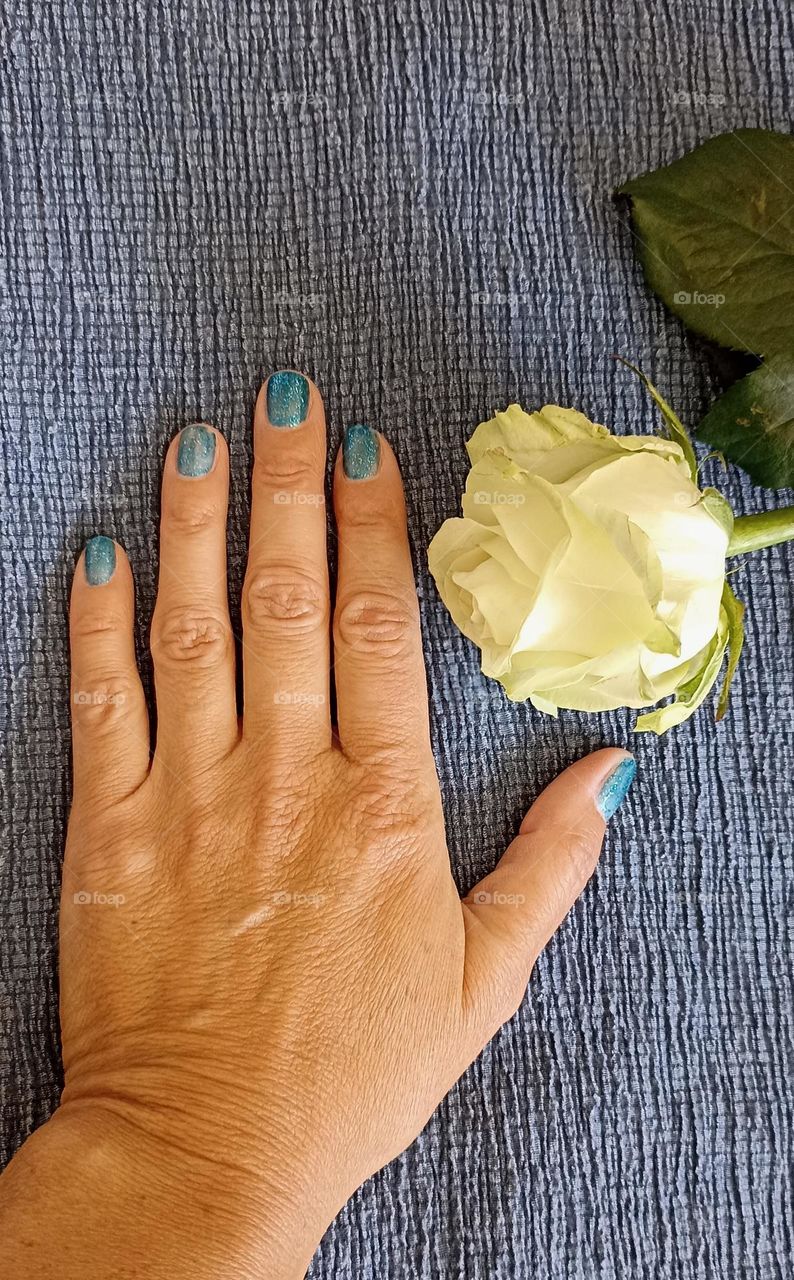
[267,371,309,428]
[84,536,116,586]
[343,424,380,480]
[596,757,637,821]
[177,424,216,476]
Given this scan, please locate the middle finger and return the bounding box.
[242,372,331,755]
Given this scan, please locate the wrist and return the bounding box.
[0,1101,331,1279]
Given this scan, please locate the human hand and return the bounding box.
[0,373,635,1278]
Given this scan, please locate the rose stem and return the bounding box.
[727,506,794,555]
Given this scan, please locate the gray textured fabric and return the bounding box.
[1,1,792,1275]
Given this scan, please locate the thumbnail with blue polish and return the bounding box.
[596,757,637,821]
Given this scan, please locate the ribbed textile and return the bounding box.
[1,2,792,1274]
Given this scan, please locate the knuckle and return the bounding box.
[152,606,232,670]
[71,677,136,731]
[350,774,436,856]
[164,498,224,536]
[562,830,600,887]
[464,955,529,1051]
[244,568,328,637]
[334,589,418,658]
[498,969,530,1026]
[254,452,320,492]
[256,783,306,841]
[355,778,413,827]
[342,492,405,531]
[71,609,128,640]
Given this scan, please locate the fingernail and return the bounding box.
[84,536,116,586]
[177,425,216,476]
[596,757,637,821]
[267,371,309,428]
[343,424,380,480]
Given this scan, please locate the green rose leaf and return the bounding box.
[696,358,794,489]
[619,129,794,358]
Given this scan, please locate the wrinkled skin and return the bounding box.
[0,377,629,1279]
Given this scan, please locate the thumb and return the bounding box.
[461,748,636,1041]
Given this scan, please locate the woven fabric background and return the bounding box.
[1,1,792,1275]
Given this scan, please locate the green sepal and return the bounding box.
[699,488,735,540]
[634,611,729,734]
[715,581,745,721]
[616,357,699,481]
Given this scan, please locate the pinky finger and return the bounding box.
[69,537,150,806]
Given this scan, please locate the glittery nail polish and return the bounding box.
[177,425,216,476]
[84,536,116,586]
[596,757,637,821]
[343,424,380,480]
[267,371,309,428]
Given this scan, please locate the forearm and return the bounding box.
[0,1105,324,1279]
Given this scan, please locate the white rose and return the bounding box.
[428,404,735,732]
